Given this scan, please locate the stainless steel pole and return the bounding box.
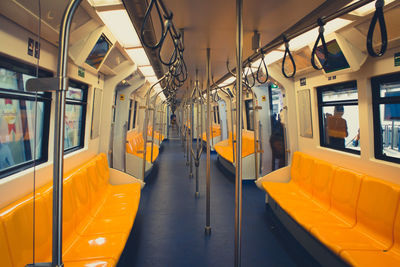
[189,93,193,178]
[53,0,82,266]
[234,0,243,265]
[252,91,258,179]
[205,48,211,235]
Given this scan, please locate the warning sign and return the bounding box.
[120,95,125,101]
[261,95,266,102]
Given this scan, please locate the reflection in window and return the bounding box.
[245,99,254,130]
[0,57,51,177]
[372,73,400,163]
[64,81,87,152]
[317,81,360,154]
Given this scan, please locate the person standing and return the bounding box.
[326,105,348,148]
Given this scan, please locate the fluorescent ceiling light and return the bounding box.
[160,94,166,101]
[126,48,150,66]
[348,0,394,16]
[220,76,236,86]
[97,9,141,47]
[139,66,156,76]
[147,76,158,83]
[89,0,122,7]
[278,18,352,51]
[251,50,285,68]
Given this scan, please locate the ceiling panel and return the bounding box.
[146,0,354,99]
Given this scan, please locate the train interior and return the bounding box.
[1,0,400,266]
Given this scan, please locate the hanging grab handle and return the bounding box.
[282,36,296,78]
[244,62,256,88]
[256,51,268,84]
[311,18,328,70]
[141,0,168,49]
[367,0,387,57]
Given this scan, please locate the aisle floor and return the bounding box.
[118,132,320,267]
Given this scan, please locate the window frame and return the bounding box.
[317,80,360,155]
[64,79,88,154]
[0,55,52,178]
[371,72,400,164]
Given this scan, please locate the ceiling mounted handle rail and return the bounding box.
[367,0,387,57]
[281,35,296,78]
[256,51,268,84]
[311,18,328,70]
[140,0,167,49]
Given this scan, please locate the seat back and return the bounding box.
[393,198,400,251]
[290,151,302,183]
[0,193,52,266]
[355,176,400,248]
[296,154,315,195]
[330,168,363,226]
[72,169,92,232]
[0,221,12,267]
[311,160,336,210]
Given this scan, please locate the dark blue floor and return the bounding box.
[118,134,320,267]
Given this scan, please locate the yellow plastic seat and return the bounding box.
[0,153,141,267]
[310,176,400,254]
[214,130,255,163]
[126,131,159,162]
[63,233,128,262]
[64,259,116,267]
[340,198,400,266]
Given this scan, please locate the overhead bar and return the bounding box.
[212,0,375,88]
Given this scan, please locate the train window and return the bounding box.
[0,56,51,178]
[372,73,400,164]
[317,81,360,154]
[64,80,88,153]
[245,99,254,131]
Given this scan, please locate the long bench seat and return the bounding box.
[255,151,400,267]
[214,131,255,163]
[147,126,165,144]
[201,125,222,142]
[0,153,144,267]
[126,130,159,163]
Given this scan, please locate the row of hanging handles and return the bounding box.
[259,0,388,81]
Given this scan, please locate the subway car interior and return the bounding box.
[1,0,400,266]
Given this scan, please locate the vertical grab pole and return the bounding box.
[252,91,258,179]
[186,87,190,165]
[235,0,243,265]
[230,97,235,164]
[189,91,194,178]
[151,96,156,163]
[195,89,200,197]
[142,93,149,180]
[205,48,212,235]
[52,0,82,266]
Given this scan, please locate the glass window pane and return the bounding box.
[380,82,400,98]
[321,105,360,151]
[66,87,84,100]
[65,104,83,150]
[0,68,19,90]
[378,103,400,159]
[322,87,358,102]
[0,98,44,171]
